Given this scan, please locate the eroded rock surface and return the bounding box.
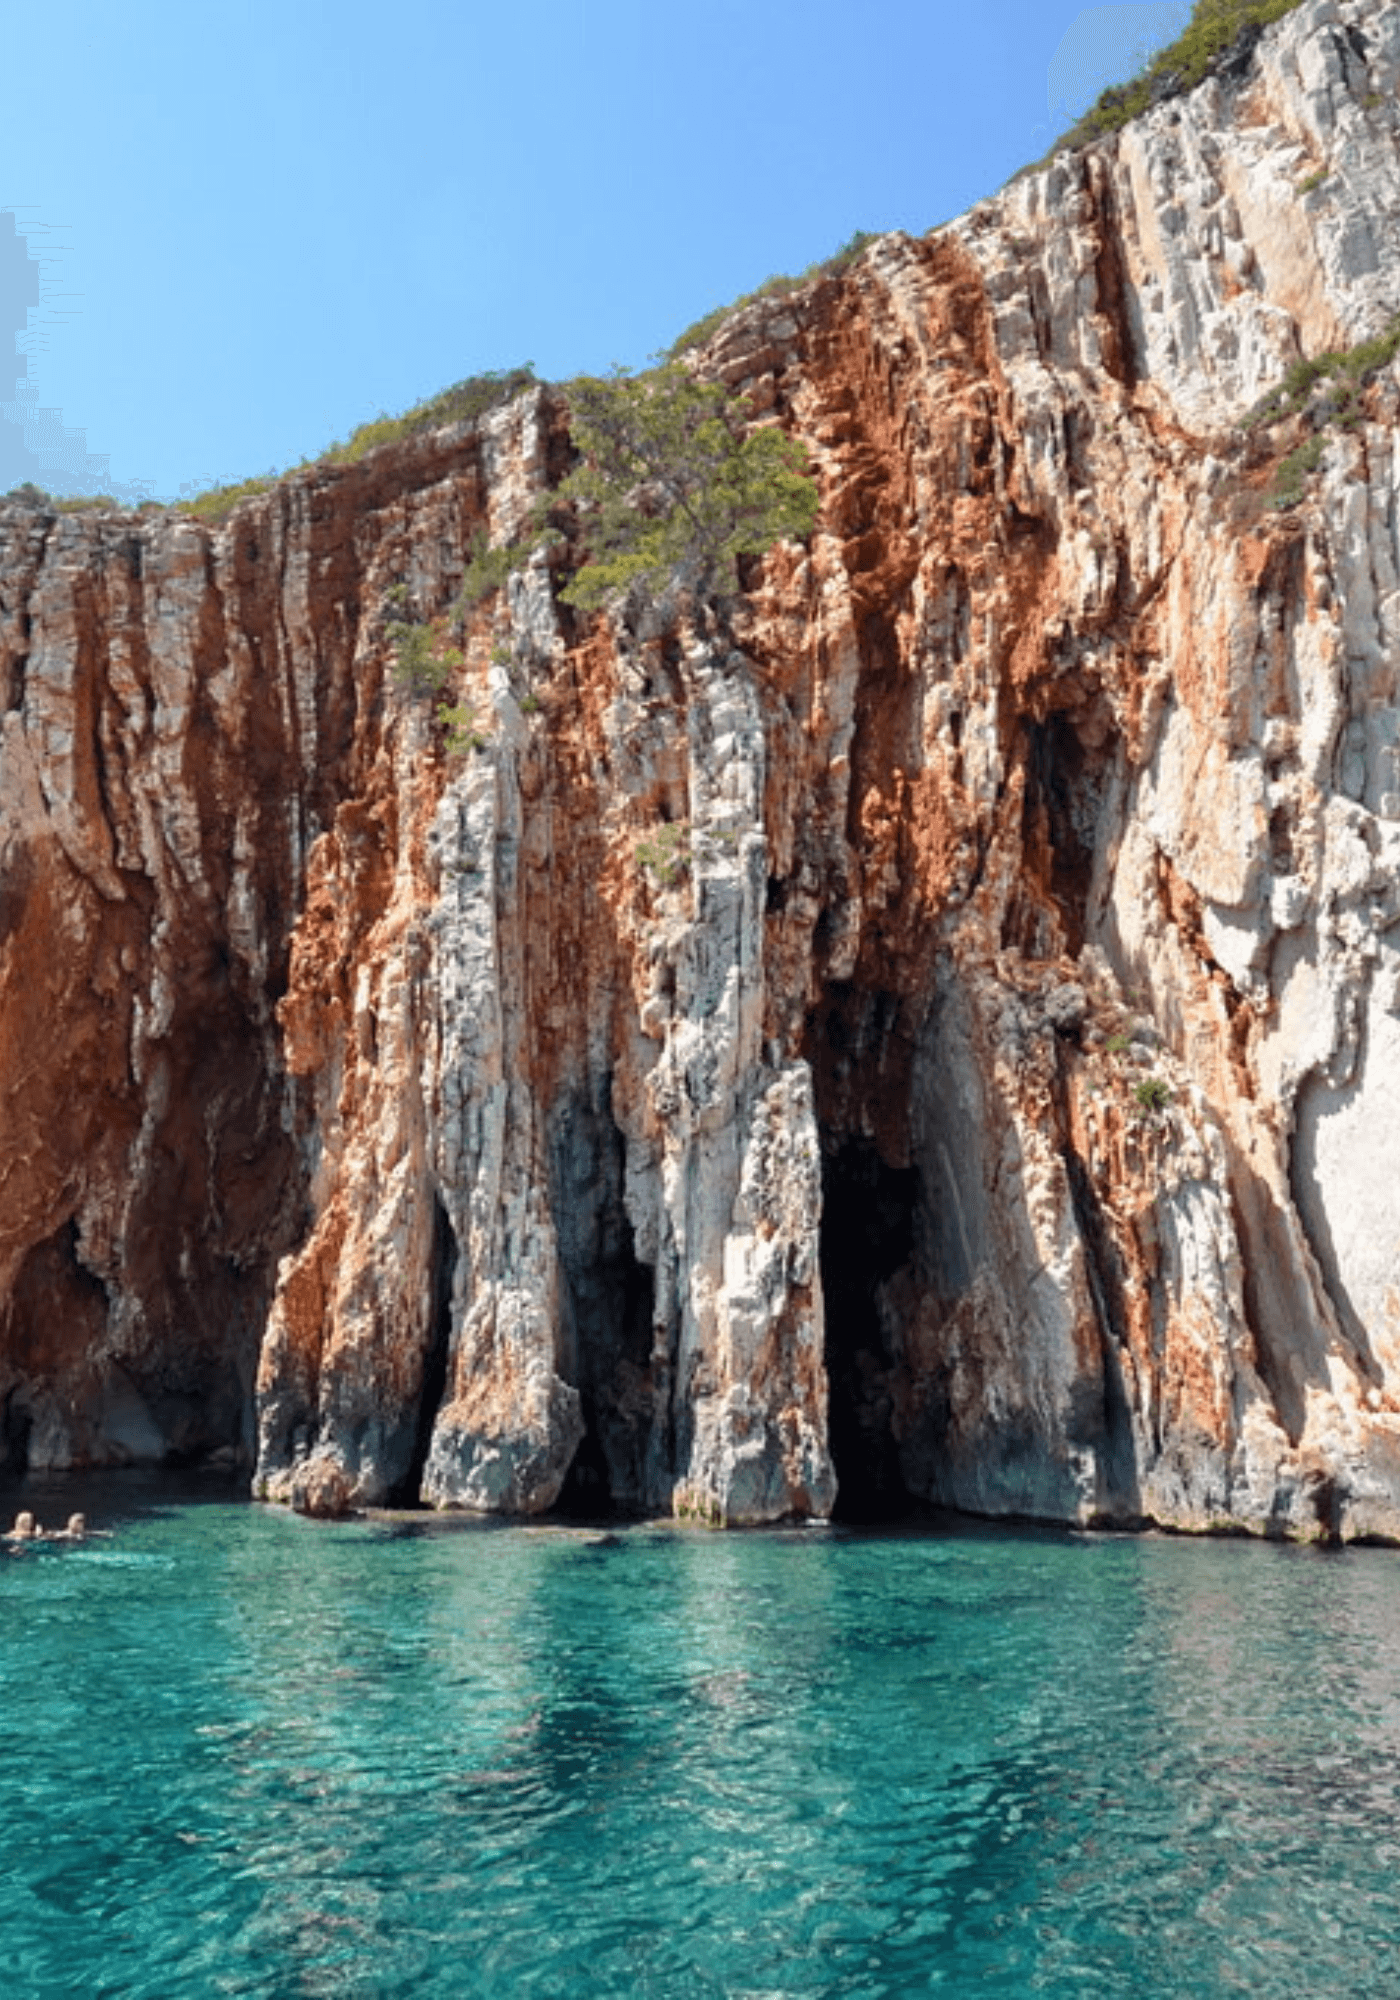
[4,0,1400,1534]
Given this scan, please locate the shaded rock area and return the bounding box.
[5,0,1400,1535]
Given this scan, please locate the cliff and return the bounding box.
[4,0,1400,1537]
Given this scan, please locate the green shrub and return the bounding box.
[1298,169,1329,194]
[1268,436,1325,509]
[389,618,462,697]
[666,277,803,361]
[555,362,817,608]
[1021,0,1308,172]
[821,229,878,276]
[1132,1076,1173,1113]
[383,607,489,751]
[54,494,120,513]
[324,365,538,467]
[179,474,278,522]
[665,229,876,359]
[452,529,535,616]
[4,481,51,505]
[174,367,539,521]
[486,638,542,711]
[635,820,691,887]
[1105,1032,1132,1055]
[1240,312,1400,506]
[1348,323,1400,376]
[437,698,489,756]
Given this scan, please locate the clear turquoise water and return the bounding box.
[3,1481,1400,1998]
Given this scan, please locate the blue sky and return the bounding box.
[2,1,1189,502]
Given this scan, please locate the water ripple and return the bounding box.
[3,1507,1400,1994]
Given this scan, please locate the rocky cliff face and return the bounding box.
[4,0,1400,1536]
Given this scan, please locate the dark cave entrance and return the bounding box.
[1015,709,1111,957]
[553,1423,615,1519]
[1,1388,32,1477]
[554,1220,655,1520]
[819,1136,921,1523]
[0,1217,109,1479]
[547,1092,659,1522]
[391,1196,457,1507]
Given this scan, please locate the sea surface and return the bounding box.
[2,1476,1399,1998]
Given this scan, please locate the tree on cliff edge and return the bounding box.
[553,362,818,613]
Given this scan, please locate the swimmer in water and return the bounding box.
[5,1508,108,1546]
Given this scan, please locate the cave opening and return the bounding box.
[819,1136,921,1522]
[554,1207,655,1522]
[392,1195,457,1507]
[1016,709,1111,957]
[552,1416,615,1520]
[1,1388,31,1477]
[545,1096,659,1523]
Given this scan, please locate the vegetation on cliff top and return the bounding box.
[552,363,817,608]
[381,360,818,753]
[385,355,819,751]
[1040,0,1309,162]
[8,4,1326,532]
[1,484,168,516]
[162,366,539,522]
[176,474,280,522]
[664,229,877,360]
[16,5,1324,535]
[319,366,538,467]
[160,216,864,527]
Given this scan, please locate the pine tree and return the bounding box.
[554,363,817,611]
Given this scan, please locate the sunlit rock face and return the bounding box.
[4,0,1400,1534]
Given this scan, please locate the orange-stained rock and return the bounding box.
[292,1455,355,1520]
[4,0,1400,1534]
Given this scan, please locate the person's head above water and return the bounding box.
[12,1511,36,1539]
[65,1514,86,1539]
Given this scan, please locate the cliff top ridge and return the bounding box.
[0,0,1385,535]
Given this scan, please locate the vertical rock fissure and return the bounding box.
[552,1207,656,1521]
[548,1096,658,1518]
[818,1134,919,1522]
[392,1194,457,1506]
[0,1386,32,1476]
[1223,1147,1310,1446]
[1020,711,1108,957]
[1059,1129,1143,1518]
[4,520,50,714]
[1086,154,1140,393]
